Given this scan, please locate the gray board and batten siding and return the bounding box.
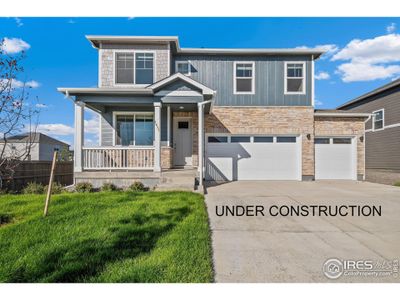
[173,55,313,106]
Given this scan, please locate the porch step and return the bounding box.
[155,169,198,192]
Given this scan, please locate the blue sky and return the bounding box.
[1,17,400,147]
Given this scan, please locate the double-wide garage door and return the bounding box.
[205,135,301,181]
[315,137,357,180]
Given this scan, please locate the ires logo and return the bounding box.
[323,258,374,279]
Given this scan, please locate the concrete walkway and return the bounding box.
[205,181,400,282]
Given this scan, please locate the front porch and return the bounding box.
[63,73,215,188]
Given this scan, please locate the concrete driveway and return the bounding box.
[205,181,400,282]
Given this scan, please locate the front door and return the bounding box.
[173,118,193,166]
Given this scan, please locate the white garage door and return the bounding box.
[205,135,301,181]
[315,137,357,180]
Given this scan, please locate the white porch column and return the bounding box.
[198,103,204,185]
[74,101,85,172]
[167,105,171,147]
[154,102,162,172]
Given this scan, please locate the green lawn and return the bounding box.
[0,191,213,283]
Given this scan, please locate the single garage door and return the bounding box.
[315,137,357,180]
[205,135,301,181]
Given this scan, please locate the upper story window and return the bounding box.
[115,53,134,84]
[115,52,154,85]
[234,62,255,94]
[285,62,305,94]
[373,109,384,131]
[135,53,154,84]
[176,61,191,76]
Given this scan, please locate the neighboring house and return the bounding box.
[337,79,400,185]
[1,133,70,161]
[58,35,369,188]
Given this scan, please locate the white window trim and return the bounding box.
[372,108,385,132]
[284,61,306,95]
[175,60,191,76]
[113,50,157,87]
[112,111,155,146]
[233,61,255,95]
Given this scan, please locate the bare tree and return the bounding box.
[0,38,40,189]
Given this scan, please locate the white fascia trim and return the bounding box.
[233,61,255,95]
[311,55,315,106]
[314,112,371,118]
[284,61,306,95]
[155,90,203,97]
[149,73,214,95]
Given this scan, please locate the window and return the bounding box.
[54,147,60,152]
[254,136,273,143]
[314,138,330,144]
[178,121,189,129]
[231,136,251,143]
[115,53,134,84]
[208,136,228,143]
[115,52,154,85]
[234,62,255,94]
[285,62,305,94]
[277,136,297,143]
[332,138,352,144]
[373,109,384,130]
[135,53,154,84]
[176,61,191,75]
[115,113,154,146]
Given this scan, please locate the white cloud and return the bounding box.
[332,34,400,82]
[67,19,76,24]
[1,37,30,54]
[84,117,99,135]
[315,99,323,106]
[14,17,23,27]
[35,103,48,108]
[387,22,396,34]
[8,79,40,89]
[37,124,74,136]
[335,62,400,82]
[315,71,330,80]
[296,44,339,59]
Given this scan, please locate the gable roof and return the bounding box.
[337,79,400,109]
[148,73,214,95]
[5,133,69,146]
[86,35,325,59]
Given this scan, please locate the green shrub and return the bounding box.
[75,182,94,193]
[44,182,65,195]
[128,181,147,192]
[101,182,118,192]
[22,182,45,194]
[394,181,400,187]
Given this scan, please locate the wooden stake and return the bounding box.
[44,150,58,217]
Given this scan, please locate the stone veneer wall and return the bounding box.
[172,111,199,167]
[204,107,315,177]
[314,116,365,177]
[161,146,173,169]
[99,43,169,88]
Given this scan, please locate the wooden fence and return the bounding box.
[1,161,73,192]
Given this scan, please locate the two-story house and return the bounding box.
[58,35,369,188]
[337,79,400,185]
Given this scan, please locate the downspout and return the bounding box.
[197,96,214,188]
[363,114,372,181]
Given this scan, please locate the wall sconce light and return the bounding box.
[360,136,364,143]
[306,134,311,140]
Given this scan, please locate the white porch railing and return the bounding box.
[82,147,155,170]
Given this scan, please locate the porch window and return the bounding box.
[234,62,255,94]
[135,53,154,84]
[115,114,154,146]
[285,62,305,94]
[115,53,134,84]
